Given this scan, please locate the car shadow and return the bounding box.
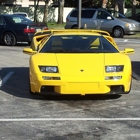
[132,61,140,80]
[0,42,29,47]
[0,67,121,101]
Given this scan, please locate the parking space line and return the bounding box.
[0,118,140,121]
[0,72,14,87]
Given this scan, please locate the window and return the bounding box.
[70,9,95,18]
[97,10,110,19]
[82,10,95,18]
[0,17,5,25]
[70,10,78,17]
[40,35,119,53]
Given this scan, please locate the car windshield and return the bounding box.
[40,35,119,53]
[14,14,27,17]
[107,10,126,18]
[7,15,33,23]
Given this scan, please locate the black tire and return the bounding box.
[29,75,34,94]
[28,41,31,45]
[3,32,16,46]
[124,78,132,94]
[112,27,124,38]
[29,83,34,94]
[71,25,78,29]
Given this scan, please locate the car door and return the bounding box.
[81,9,98,29]
[95,10,114,33]
[0,16,6,37]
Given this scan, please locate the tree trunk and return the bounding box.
[58,0,64,24]
[43,1,49,24]
[102,0,107,8]
[132,0,137,20]
[34,0,36,22]
[34,0,39,22]
[114,1,118,11]
[117,0,124,15]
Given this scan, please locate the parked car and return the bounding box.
[23,29,134,95]
[0,14,48,46]
[65,8,140,38]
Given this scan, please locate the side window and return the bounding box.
[97,11,110,19]
[70,10,78,17]
[70,9,95,18]
[82,10,95,18]
[0,17,5,25]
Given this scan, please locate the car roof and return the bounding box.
[0,14,22,16]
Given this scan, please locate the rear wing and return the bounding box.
[34,29,110,36]
[32,29,111,51]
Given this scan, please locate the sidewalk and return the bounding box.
[123,35,140,39]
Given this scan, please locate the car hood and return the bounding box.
[118,18,140,24]
[32,53,129,76]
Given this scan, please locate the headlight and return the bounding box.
[125,23,136,28]
[39,66,58,73]
[105,65,124,72]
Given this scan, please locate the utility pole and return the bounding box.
[78,0,82,29]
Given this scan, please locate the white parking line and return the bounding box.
[0,72,14,87]
[0,118,140,121]
[123,39,128,42]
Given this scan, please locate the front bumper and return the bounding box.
[124,26,140,35]
[31,75,131,95]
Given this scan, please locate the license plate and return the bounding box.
[36,28,41,32]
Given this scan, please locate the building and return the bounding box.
[0,0,73,22]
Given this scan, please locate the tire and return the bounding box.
[112,27,124,38]
[3,32,16,46]
[29,83,34,94]
[29,74,34,94]
[124,78,132,94]
[71,25,78,29]
[28,41,31,45]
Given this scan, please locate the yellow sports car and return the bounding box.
[23,29,134,95]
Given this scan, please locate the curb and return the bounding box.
[123,36,140,39]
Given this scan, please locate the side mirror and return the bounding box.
[120,48,134,55]
[107,16,112,20]
[23,48,37,55]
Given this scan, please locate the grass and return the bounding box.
[48,22,66,29]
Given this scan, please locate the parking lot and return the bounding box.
[0,39,140,140]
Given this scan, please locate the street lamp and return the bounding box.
[77,0,82,29]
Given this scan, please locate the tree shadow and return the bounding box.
[0,67,121,101]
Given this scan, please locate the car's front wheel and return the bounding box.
[112,27,124,38]
[29,75,34,94]
[3,32,16,46]
[71,25,78,29]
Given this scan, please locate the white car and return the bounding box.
[13,12,30,19]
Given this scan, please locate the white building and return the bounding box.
[1,0,73,22]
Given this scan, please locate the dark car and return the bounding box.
[0,14,48,46]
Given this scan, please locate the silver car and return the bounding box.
[65,8,140,38]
